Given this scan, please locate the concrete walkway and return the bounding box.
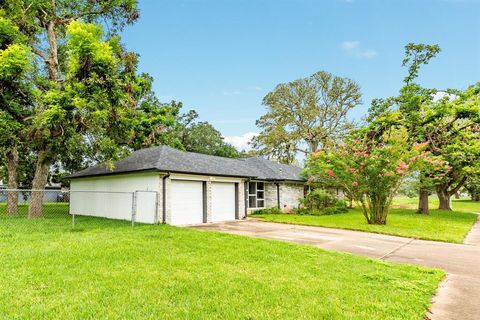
[465,218,480,245]
[194,218,480,320]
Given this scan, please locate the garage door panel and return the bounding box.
[171,180,203,225]
[211,182,236,222]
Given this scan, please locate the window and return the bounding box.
[248,182,265,208]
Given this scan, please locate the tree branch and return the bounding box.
[449,175,467,196]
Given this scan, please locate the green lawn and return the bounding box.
[253,198,479,243]
[392,196,480,214]
[0,204,443,319]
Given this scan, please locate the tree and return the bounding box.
[175,110,239,158]
[28,20,143,217]
[0,13,33,215]
[2,0,140,217]
[252,71,362,164]
[420,85,480,210]
[399,43,441,213]
[367,43,480,212]
[129,82,182,151]
[465,175,480,201]
[368,43,441,214]
[304,126,428,225]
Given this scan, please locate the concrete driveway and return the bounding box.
[194,219,480,320]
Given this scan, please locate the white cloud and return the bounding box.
[432,91,457,102]
[341,41,360,50]
[341,40,377,59]
[223,132,258,151]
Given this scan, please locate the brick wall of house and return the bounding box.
[247,181,305,214]
[279,183,304,211]
[264,182,278,208]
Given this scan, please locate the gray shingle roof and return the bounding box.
[67,145,305,182]
[238,157,304,181]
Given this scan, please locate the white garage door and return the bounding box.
[171,180,204,225]
[211,182,236,222]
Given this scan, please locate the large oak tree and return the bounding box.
[252,71,361,164]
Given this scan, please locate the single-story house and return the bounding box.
[67,145,306,225]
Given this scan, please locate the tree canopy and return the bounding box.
[252,71,362,164]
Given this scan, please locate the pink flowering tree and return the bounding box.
[304,128,430,225]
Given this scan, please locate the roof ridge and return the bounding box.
[156,144,243,163]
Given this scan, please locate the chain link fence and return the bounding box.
[0,189,159,232]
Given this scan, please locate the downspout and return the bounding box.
[275,181,280,209]
[162,172,171,224]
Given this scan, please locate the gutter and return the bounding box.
[162,172,171,224]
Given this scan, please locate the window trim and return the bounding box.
[248,181,265,208]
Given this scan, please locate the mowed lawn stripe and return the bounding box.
[0,205,442,319]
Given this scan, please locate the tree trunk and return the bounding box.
[366,196,388,225]
[417,188,429,214]
[28,151,49,218]
[5,149,19,215]
[454,191,460,199]
[473,193,480,202]
[436,186,452,211]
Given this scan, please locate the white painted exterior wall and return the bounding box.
[70,173,160,224]
[70,171,268,225]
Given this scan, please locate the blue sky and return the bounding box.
[122,0,480,150]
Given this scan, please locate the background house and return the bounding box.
[67,145,305,225]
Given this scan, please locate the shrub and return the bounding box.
[251,207,283,215]
[300,189,338,210]
[297,189,348,215]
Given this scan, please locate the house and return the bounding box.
[67,145,306,225]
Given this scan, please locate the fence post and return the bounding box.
[131,191,137,227]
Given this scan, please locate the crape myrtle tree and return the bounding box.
[304,124,432,225]
[252,71,362,164]
[1,0,140,218]
[0,13,34,215]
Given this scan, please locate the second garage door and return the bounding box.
[170,180,204,225]
[211,182,236,222]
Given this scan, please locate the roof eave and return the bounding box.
[67,168,257,180]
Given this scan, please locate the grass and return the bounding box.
[0,204,443,319]
[253,198,479,243]
[392,196,480,213]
